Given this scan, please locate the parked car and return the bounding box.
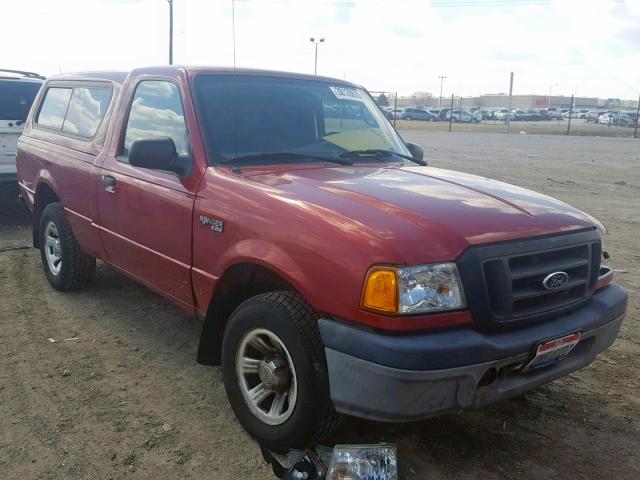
[17,66,627,452]
[534,109,552,121]
[586,111,603,123]
[401,107,438,121]
[390,107,405,118]
[0,69,44,184]
[598,112,613,124]
[438,107,452,121]
[494,109,510,120]
[446,109,479,123]
[473,108,492,120]
[546,108,564,120]
[610,113,635,127]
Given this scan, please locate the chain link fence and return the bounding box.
[372,90,640,138]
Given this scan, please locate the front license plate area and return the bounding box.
[524,332,581,371]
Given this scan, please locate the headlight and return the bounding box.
[327,444,397,480]
[362,263,465,315]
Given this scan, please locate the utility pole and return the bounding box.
[438,75,447,108]
[309,37,325,75]
[634,94,639,138]
[167,0,173,65]
[548,83,558,108]
[448,94,454,132]
[393,92,398,128]
[566,94,574,135]
[231,0,236,68]
[506,72,513,134]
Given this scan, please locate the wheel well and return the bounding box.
[32,183,60,248]
[196,263,297,366]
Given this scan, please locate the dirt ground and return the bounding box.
[1,131,639,479]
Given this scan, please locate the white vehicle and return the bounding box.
[447,109,479,123]
[0,70,44,184]
[494,109,510,120]
[598,113,612,124]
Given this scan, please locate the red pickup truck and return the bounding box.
[17,67,627,451]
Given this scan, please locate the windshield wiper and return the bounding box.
[221,152,353,166]
[339,149,427,166]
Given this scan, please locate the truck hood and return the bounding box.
[245,165,601,260]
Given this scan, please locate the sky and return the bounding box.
[3,0,640,99]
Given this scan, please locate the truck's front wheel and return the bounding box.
[221,291,340,452]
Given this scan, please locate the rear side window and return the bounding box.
[37,87,72,129]
[36,85,112,138]
[0,80,42,121]
[63,88,112,137]
[123,80,189,155]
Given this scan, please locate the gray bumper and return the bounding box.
[323,295,625,422]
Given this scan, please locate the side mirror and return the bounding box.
[405,142,425,163]
[128,137,192,178]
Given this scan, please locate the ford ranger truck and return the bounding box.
[16,67,627,452]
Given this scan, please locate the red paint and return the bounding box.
[17,67,603,331]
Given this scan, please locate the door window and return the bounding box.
[123,80,189,156]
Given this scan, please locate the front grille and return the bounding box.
[457,229,602,328]
[484,242,600,320]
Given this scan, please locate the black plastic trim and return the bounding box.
[318,282,627,371]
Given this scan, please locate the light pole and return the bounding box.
[438,75,447,108]
[167,0,173,65]
[231,0,236,68]
[310,37,325,75]
[548,83,558,108]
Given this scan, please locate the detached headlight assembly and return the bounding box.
[362,263,465,315]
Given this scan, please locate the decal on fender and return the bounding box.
[199,215,224,233]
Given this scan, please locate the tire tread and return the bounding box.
[234,291,341,446]
[40,203,95,291]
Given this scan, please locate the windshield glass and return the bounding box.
[193,74,410,165]
[0,80,41,121]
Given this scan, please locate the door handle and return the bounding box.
[101,175,116,192]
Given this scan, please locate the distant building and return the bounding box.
[474,94,599,109]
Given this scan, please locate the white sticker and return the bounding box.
[329,86,364,102]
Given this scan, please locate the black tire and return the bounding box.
[222,291,340,452]
[39,202,95,291]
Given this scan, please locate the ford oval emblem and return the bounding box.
[542,271,569,290]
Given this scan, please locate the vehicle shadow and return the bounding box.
[0,183,30,226]
[330,374,637,479]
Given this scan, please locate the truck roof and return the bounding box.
[46,66,358,87]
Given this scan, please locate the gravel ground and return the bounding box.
[1,132,638,479]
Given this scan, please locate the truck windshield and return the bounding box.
[193,74,410,165]
[0,80,41,121]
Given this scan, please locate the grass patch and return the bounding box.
[393,120,637,138]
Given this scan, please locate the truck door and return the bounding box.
[96,79,198,308]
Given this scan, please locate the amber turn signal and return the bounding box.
[362,268,398,314]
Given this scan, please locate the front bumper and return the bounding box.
[319,283,627,422]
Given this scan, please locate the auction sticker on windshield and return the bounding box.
[329,86,363,102]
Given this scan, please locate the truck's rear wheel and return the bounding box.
[221,291,340,452]
[39,203,95,291]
